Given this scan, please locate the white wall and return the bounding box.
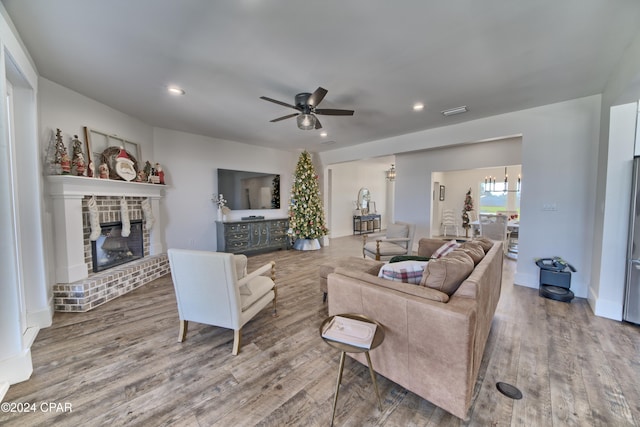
[321,96,601,300]
[153,128,297,251]
[396,138,522,240]
[435,163,522,235]
[327,157,392,237]
[38,78,155,161]
[0,2,44,387]
[590,28,640,320]
[38,78,156,292]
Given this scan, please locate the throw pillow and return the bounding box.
[233,254,252,295]
[420,251,474,295]
[472,236,494,253]
[432,239,460,259]
[378,260,428,284]
[456,241,485,265]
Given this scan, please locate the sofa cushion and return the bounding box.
[319,257,384,294]
[455,241,485,265]
[378,260,428,284]
[420,251,474,295]
[472,236,494,253]
[432,239,460,259]
[333,267,449,302]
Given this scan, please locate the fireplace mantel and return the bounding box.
[47,175,165,198]
[47,175,165,283]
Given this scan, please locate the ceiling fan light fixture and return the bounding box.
[297,113,316,130]
[441,105,468,116]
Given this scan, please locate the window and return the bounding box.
[479,182,520,216]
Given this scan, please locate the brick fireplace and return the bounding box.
[47,176,167,312]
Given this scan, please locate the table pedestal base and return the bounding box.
[331,350,382,426]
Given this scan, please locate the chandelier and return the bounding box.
[386,164,396,181]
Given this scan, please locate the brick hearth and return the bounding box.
[53,254,169,312]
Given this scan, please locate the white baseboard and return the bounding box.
[27,298,53,328]
[0,382,9,402]
[514,271,538,289]
[0,348,33,385]
[588,286,623,321]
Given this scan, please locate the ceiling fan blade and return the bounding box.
[314,108,354,116]
[307,87,328,107]
[270,113,299,123]
[260,96,299,110]
[314,116,322,129]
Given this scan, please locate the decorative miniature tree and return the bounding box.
[288,150,328,249]
[49,128,69,175]
[271,174,280,209]
[461,188,474,237]
[70,135,86,176]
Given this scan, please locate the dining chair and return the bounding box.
[479,214,509,254]
[441,209,459,237]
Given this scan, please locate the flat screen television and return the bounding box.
[217,168,281,210]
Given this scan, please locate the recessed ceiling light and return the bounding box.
[441,105,468,116]
[413,103,424,111]
[168,86,185,95]
[320,132,328,137]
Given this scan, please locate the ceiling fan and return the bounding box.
[260,87,354,130]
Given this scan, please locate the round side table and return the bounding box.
[320,313,385,426]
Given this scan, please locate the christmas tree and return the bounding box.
[288,151,328,240]
[461,188,474,236]
[271,174,280,209]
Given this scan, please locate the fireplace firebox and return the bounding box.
[91,220,144,273]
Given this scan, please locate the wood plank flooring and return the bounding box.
[2,235,640,426]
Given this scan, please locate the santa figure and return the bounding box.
[114,147,136,181]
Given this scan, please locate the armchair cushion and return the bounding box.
[239,275,275,311]
[386,223,409,240]
[378,260,428,284]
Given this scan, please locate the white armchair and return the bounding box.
[167,249,277,355]
[362,221,416,261]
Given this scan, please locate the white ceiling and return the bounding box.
[3,0,640,152]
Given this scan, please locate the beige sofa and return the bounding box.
[327,237,503,419]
